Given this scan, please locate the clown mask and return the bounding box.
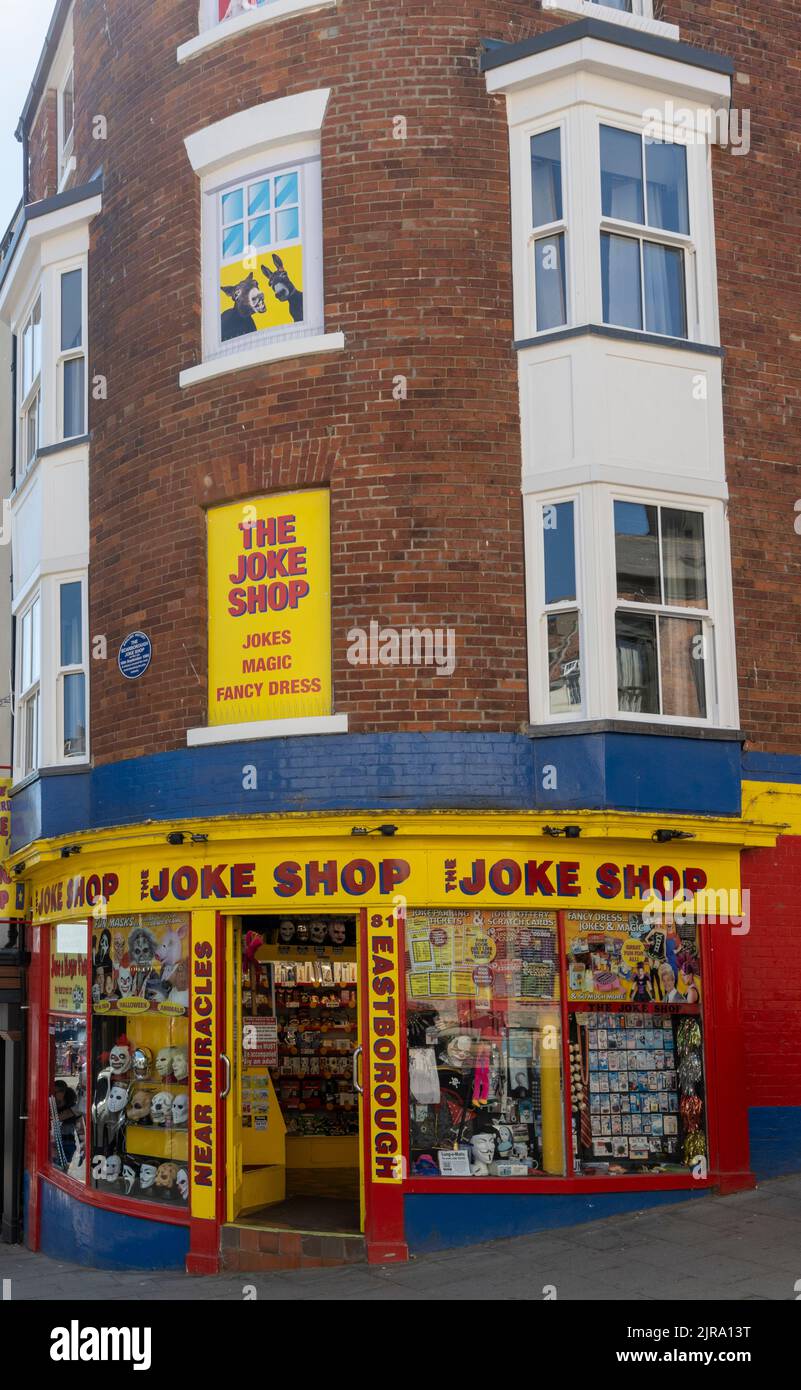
[109,1042,131,1076]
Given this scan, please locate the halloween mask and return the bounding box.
[171,1093,189,1127]
[133,1047,153,1081]
[171,1047,188,1082]
[126,1090,151,1123]
[140,1163,157,1191]
[295,921,310,944]
[151,1091,173,1126]
[107,1083,129,1115]
[309,920,327,944]
[109,1041,131,1076]
[117,964,134,997]
[177,1169,189,1200]
[278,920,295,943]
[103,1155,122,1183]
[155,1047,174,1079]
[328,920,347,945]
[128,926,157,967]
[155,1163,177,1189]
[123,1162,136,1196]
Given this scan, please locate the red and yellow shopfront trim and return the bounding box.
[15,808,778,1271]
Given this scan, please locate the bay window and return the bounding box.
[530,128,567,333]
[527,489,734,728]
[16,595,41,777]
[58,579,88,758]
[600,125,691,339]
[59,267,86,440]
[17,296,42,484]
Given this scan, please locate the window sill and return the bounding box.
[187,714,348,746]
[179,330,344,388]
[178,0,338,65]
[541,1,678,42]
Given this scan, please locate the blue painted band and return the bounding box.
[742,751,801,785]
[36,1175,189,1270]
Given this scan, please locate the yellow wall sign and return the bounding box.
[190,914,218,1221]
[207,489,331,726]
[367,913,403,1184]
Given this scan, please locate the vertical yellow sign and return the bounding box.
[367,913,404,1184]
[190,912,217,1222]
[207,489,332,726]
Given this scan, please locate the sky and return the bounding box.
[0,0,58,234]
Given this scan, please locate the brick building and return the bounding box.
[0,0,798,1271]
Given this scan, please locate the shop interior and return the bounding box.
[228,914,362,1235]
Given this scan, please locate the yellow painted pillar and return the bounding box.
[539,1010,565,1175]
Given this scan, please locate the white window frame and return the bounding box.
[528,120,570,337]
[56,261,87,443]
[597,117,697,343]
[211,156,314,358]
[58,62,75,187]
[526,485,738,729]
[543,0,661,25]
[17,291,42,485]
[56,574,89,763]
[15,592,41,779]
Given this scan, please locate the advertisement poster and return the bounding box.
[242,1016,278,1068]
[91,914,190,1016]
[219,169,303,342]
[49,921,89,1014]
[207,489,331,726]
[405,909,558,1003]
[565,911,701,1004]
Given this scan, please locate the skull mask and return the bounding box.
[103,1155,122,1183]
[151,1091,173,1126]
[177,1168,189,1200]
[295,921,310,944]
[172,1093,189,1127]
[309,920,327,945]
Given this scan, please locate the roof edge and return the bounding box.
[480,16,734,79]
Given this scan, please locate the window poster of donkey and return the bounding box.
[219,167,305,343]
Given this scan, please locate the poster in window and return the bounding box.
[207,489,332,726]
[219,168,304,342]
[50,921,88,1013]
[564,910,701,1004]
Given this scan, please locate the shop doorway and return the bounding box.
[225,914,363,1240]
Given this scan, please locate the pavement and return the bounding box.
[1,1173,800,1301]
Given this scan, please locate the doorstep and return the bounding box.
[221,1221,367,1271]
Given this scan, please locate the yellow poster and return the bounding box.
[207,489,332,726]
[219,245,304,341]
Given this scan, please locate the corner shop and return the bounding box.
[18,808,771,1271]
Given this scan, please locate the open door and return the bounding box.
[224,914,362,1234]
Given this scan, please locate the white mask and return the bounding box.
[172,1093,189,1127]
[177,1169,189,1200]
[107,1084,129,1114]
[140,1163,157,1190]
[151,1091,173,1126]
[171,1048,188,1081]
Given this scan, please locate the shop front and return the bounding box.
[17,811,768,1271]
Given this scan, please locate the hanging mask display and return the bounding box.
[133,1047,153,1082]
[150,1091,174,1127]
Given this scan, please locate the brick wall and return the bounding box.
[27,90,58,203]
[740,836,801,1107]
[18,0,801,763]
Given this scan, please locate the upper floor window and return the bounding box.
[206,153,323,360]
[600,125,690,339]
[16,594,41,777]
[18,295,42,483]
[217,0,273,18]
[59,268,86,439]
[59,64,75,180]
[526,489,735,728]
[58,579,88,759]
[531,129,567,332]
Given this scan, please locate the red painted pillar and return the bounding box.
[360,907,409,1264]
[705,918,755,1194]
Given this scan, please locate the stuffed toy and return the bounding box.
[126,1090,152,1124]
[150,1091,174,1127]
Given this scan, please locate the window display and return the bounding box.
[405,910,564,1178]
[567,910,705,1176]
[89,915,190,1206]
[49,1015,87,1179]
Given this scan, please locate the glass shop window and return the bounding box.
[48,920,89,1179]
[530,127,567,332]
[405,910,565,1178]
[565,910,706,1176]
[89,915,190,1207]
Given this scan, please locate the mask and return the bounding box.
[133,1047,153,1081]
[109,1044,131,1076]
[155,1047,173,1079]
[309,921,327,944]
[118,966,134,997]
[177,1169,189,1200]
[155,1163,177,1189]
[295,922,310,944]
[123,1163,136,1195]
[151,1091,173,1126]
[171,1048,188,1081]
[126,1090,151,1123]
[103,1155,122,1183]
[107,1084,129,1114]
[140,1163,157,1190]
[172,1093,189,1127]
[278,921,295,943]
[328,921,347,945]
